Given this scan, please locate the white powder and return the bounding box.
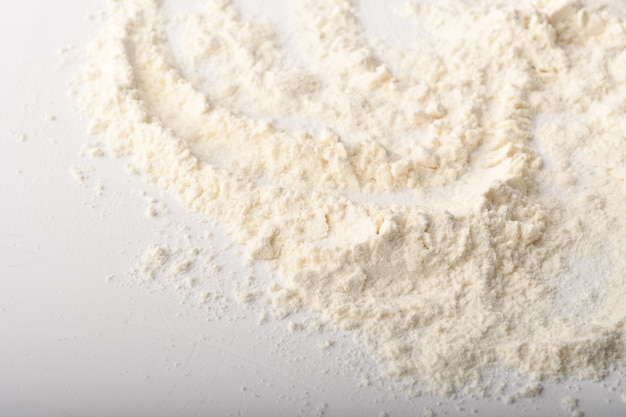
[69,166,86,184]
[69,165,93,184]
[562,395,582,416]
[502,381,543,404]
[74,0,626,396]
[234,288,261,306]
[13,131,26,142]
[319,339,335,351]
[136,244,170,280]
[80,141,106,158]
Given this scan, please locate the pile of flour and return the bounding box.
[74,0,626,396]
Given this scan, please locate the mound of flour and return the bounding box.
[74,0,626,395]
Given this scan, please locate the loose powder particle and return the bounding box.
[69,165,92,184]
[80,141,106,158]
[13,131,26,142]
[136,244,170,281]
[74,0,626,396]
[562,395,581,416]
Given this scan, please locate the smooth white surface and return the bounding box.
[1,1,626,416]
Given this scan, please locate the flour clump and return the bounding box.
[74,0,626,396]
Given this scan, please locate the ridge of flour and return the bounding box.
[73,0,626,396]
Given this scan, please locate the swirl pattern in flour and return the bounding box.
[75,0,626,395]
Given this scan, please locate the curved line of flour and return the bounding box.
[171,0,461,192]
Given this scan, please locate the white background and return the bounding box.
[1,1,626,416]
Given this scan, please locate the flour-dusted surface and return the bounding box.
[74,0,626,396]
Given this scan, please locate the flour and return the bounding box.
[562,395,582,416]
[13,132,26,142]
[136,244,170,280]
[69,166,86,184]
[74,0,626,396]
[80,141,105,158]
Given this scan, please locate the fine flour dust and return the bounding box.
[74,0,626,396]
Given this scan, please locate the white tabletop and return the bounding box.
[1,1,625,416]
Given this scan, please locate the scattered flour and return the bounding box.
[561,395,583,416]
[319,339,335,351]
[13,131,26,142]
[80,141,106,158]
[69,165,93,184]
[136,244,170,280]
[502,381,543,404]
[423,408,436,417]
[74,0,626,397]
[139,191,171,217]
[234,288,262,306]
